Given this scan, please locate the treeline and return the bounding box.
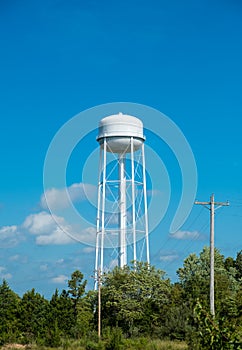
[0,247,242,350]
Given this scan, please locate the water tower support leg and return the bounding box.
[142,143,150,264]
[131,137,136,265]
[100,138,107,275]
[95,147,103,290]
[119,153,127,267]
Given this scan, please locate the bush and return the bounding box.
[105,327,123,350]
[85,340,104,350]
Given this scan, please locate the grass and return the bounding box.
[120,339,188,350]
[1,339,188,350]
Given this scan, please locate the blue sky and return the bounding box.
[0,0,242,298]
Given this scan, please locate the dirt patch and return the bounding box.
[1,345,27,350]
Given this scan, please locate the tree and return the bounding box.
[68,270,87,316]
[68,270,87,299]
[163,283,191,340]
[19,288,49,344]
[75,293,94,338]
[177,246,239,309]
[0,280,20,344]
[224,256,235,271]
[192,300,242,350]
[235,250,242,280]
[177,247,242,349]
[67,270,90,338]
[101,262,171,337]
[48,289,75,337]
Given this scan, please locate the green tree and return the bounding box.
[235,250,242,280]
[0,280,20,344]
[68,270,87,299]
[164,283,191,340]
[101,262,171,337]
[67,270,92,338]
[177,247,242,348]
[192,300,242,350]
[75,293,94,338]
[224,256,235,271]
[68,270,87,318]
[48,289,75,337]
[177,246,239,309]
[19,288,49,344]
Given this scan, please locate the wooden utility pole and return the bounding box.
[97,269,101,339]
[195,194,229,317]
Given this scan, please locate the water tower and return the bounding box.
[94,113,150,285]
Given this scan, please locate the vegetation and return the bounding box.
[0,247,241,349]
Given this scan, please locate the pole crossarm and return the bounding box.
[194,194,229,318]
[195,199,229,208]
[194,201,210,205]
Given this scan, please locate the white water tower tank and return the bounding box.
[97,113,145,153]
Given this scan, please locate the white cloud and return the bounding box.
[23,211,96,246]
[0,225,17,235]
[9,254,28,263]
[170,230,204,240]
[36,226,74,245]
[23,211,63,235]
[40,182,96,210]
[56,258,64,264]
[160,254,179,262]
[36,225,96,246]
[23,211,75,245]
[9,255,20,261]
[0,266,12,280]
[51,275,68,284]
[0,182,97,248]
[82,246,95,253]
[77,226,96,243]
[0,225,23,248]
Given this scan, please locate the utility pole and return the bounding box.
[195,194,229,317]
[97,268,101,339]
